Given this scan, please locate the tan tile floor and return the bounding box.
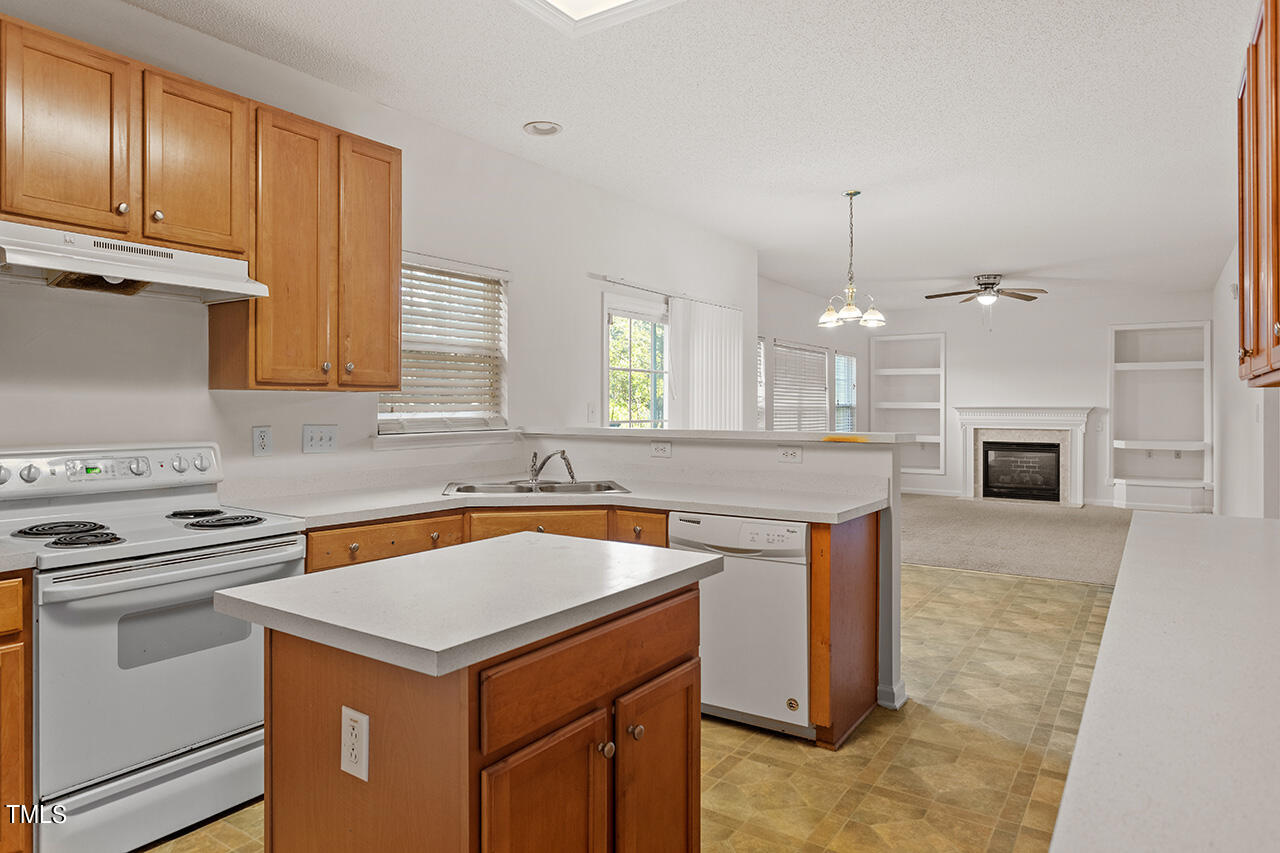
[142,564,1111,853]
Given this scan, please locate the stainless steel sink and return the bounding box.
[443,480,629,495]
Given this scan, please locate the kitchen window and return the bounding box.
[605,294,669,428]
[377,263,508,433]
[834,352,857,431]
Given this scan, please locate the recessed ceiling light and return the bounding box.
[510,0,686,36]
[523,121,563,136]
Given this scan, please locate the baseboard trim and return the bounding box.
[901,487,964,497]
[877,680,907,709]
[1112,501,1210,513]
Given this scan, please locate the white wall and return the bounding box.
[0,0,757,485]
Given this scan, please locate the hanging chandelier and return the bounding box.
[818,191,885,329]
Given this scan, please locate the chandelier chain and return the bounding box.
[847,191,855,290]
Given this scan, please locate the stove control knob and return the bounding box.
[0,466,9,485]
[172,455,190,474]
[19,464,40,484]
[129,458,147,476]
[193,453,211,473]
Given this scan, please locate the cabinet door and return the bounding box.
[613,659,699,853]
[1254,4,1276,378]
[0,642,30,853]
[1,24,132,232]
[254,108,337,386]
[142,71,248,252]
[481,708,610,853]
[468,510,610,542]
[337,135,401,389]
[610,509,667,546]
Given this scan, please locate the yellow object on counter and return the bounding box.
[821,435,871,442]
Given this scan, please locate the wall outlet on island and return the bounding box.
[251,426,272,457]
[650,441,672,458]
[340,706,369,781]
[303,424,338,453]
[778,445,802,464]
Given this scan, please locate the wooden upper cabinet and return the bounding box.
[254,108,336,386]
[142,71,248,253]
[1,23,133,233]
[1241,51,1258,380]
[337,135,401,388]
[613,659,700,853]
[481,709,610,853]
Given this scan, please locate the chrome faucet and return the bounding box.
[530,450,576,484]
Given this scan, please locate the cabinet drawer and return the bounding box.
[467,510,609,542]
[0,578,22,635]
[479,590,699,756]
[610,509,667,547]
[306,515,463,572]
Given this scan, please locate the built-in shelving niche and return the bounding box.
[870,333,946,474]
[1108,322,1213,512]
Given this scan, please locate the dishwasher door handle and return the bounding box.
[681,543,766,558]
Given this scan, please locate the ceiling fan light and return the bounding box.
[976,291,999,306]
[818,306,843,327]
[859,306,886,327]
[836,302,863,321]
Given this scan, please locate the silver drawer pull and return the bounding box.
[345,362,355,373]
[322,362,332,373]
[349,543,360,553]
[536,525,545,533]
[633,525,642,535]
[152,209,164,222]
[628,724,645,741]
[597,741,615,759]
[430,531,440,542]
[115,202,129,214]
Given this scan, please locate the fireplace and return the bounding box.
[982,441,1061,502]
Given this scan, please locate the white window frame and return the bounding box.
[832,350,857,432]
[602,292,670,429]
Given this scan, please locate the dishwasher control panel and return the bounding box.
[740,521,805,550]
[668,512,809,562]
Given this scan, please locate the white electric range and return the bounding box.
[0,444,304,853]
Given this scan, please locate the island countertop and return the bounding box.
[1050,512,1280,852]
[214,531,722,677]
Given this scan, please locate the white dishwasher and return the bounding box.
[668,511,812,737]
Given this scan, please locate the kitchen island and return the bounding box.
[215,532,721,853]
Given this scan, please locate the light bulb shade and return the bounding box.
[836,302,863,321]
[976,291,998,306]
[859,306,886,327]
[818,306,843,327]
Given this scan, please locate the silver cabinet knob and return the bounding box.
[536,525,545,533]
[1274,321,1280,338]
[628,724,645,741]
[128,458,147,476]
[597,741,616,759]
[349,542,360,553]
[152,210,164,222]
[115,202,129,214]
[322,362,332,373]
[633,525,642,535]
[19,464,40,484]
[0,466,9,486]
[345,362,355,373]
[430,531,440,543]
[171,455,189,474]
[193,453,211,472]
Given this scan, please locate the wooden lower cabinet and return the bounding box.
[306,513,462,572]
[609,509,668,547]
[0,571,32,853]
[467,509,609,541]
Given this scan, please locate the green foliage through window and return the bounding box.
[608,314,667,428]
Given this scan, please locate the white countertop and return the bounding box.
[524,427,916,444]
[1051,512,1280,852]
[0,540,36,573]
[237,474,889,529]
[214,532,722,676]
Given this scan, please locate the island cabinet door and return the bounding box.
[613,659,700,853]
[481,708,611,853]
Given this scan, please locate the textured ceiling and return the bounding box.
[125,0,1258,306]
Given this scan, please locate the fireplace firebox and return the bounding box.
[982,441,1060,502]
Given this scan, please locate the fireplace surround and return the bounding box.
[954,406,1094,507]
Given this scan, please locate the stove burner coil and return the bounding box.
[46,531,125,548]
[184,515,265,530]
[166,509,225,520]
[12,521,106,539]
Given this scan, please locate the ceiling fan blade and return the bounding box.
[959,294,979,303]
[925,289,982,299]
[1000,291,1037,301]
[1002,288,1048,294]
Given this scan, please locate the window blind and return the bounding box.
[377,264,507,433]
[756,338,767,429]
[771,340,829,431]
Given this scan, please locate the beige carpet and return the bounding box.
[900,494,1131,586]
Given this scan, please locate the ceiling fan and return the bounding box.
[924,274,1047,305]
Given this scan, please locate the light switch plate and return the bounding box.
[251,426,272,457]
[650,441,672,458]
[303,424,338,453]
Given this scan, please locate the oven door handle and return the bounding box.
[40,540,305,605]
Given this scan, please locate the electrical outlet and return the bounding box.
[650,441,672,458]
[778,445,802,464]
[303,424,338,453]
[1174,450,1182,460]
[252,426,272,457]
[340,705,369,781]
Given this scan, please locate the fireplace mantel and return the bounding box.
[954,406,1095,507]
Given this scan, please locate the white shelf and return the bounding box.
[1112,440,1210,451]
[874,367,942,376]
[1112,476,1211,488]
[873,402,941,409]
[1113,361,1205,371]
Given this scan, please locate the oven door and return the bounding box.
[36,535,305,798]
